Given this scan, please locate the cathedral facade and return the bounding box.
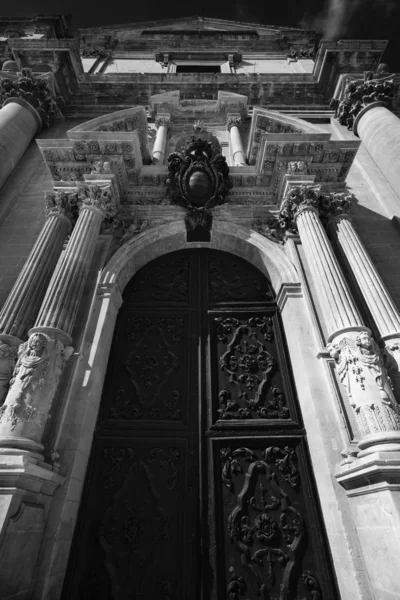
[0,13,399,600]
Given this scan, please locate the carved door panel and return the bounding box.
[63,250,339,600]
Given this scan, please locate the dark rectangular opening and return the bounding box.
[176,65,221,73]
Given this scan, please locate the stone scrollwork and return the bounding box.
[0,332,74,436]
[0,342,18,405]
[327,331,400,437]
[252,217,285,244]
[44,188,79,223]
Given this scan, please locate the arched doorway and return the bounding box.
[63,249,339,599]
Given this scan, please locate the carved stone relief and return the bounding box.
[328,331,400,436]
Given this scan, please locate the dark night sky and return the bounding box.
[1,0,400,70]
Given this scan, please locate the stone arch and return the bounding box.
[100,220,300,296]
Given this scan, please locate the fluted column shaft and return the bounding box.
[354,103,400,199]
[0,181,117,457]
[0,99,41,191]
[32,206,102,340]
[152,114,171,165]
[280,185,400,456]
[227,114,246,166]
[329,213,400,399]
[0,211,70,404]
[296,207,363,337]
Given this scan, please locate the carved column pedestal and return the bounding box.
[0,452,64,599]
[0,182,118,458]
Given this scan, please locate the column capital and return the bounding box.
[44,189,76,226]
[0,68,61,129]
[332,69,394,132]
[155,113,171,130]
[76,182,119,220]
[227,113,242,131]
[279,185,353,232]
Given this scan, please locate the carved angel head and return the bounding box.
[27,333,47,357]
[356,331,373,351]
[327,342,341,361]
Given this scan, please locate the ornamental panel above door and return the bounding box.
[62,250,339,600]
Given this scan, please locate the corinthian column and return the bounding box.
[333,69,400,198]
[279,185,400,456]
[0,190,72,403]
[0,67,59,190]
[227,113,246,166]
[326,198,400,399]
[152,113,171,164]
[0,181,118,457]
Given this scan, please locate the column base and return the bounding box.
[357,430,400,457]
[0,436,44,461]
[336,451,400,597]
[0,451,64,599]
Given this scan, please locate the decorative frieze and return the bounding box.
[332,70,394,130]
[0,68,60,128]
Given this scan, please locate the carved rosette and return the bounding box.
[0,342,18,405]
[328,331,400,438]
[227,115,242,131]
[332,70,394,130]
[0,68,60,128]
[279,185,353,232]
[287,161,308,175]
[0,332,73,444]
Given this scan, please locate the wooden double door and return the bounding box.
[63,249,339,600]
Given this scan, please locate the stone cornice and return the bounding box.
[279,184,353,232]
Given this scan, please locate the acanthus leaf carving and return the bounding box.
[0,68,61,128]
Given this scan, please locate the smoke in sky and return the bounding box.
[300,0,397,40]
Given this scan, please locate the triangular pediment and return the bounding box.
[78,15,318,38]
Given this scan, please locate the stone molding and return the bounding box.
[0,68,60,128]
[332,70,394,131]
